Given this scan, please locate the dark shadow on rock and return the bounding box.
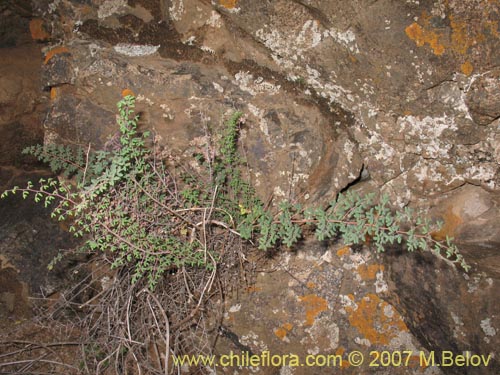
[0,168,82,300]
[383,246,499,375]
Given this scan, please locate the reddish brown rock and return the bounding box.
[29,18,50,41]
[466,68,500,126]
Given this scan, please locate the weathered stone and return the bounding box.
[0,256,30,320]
[380,184,500,374]
[307,131,363,202]
[37,41,361,202]
[42,52,75,88]
[0,43,47,166]
[44,86,115,148]
[0,45,45,124]
[0,121,44,167]
[4,1,500,373]
[0,168,81,297]
[384,248,500,375]
[29,18,51,41]
[466,68,500,126]
[218,243,438,375]
[0,1,32,47]
[200,0,500,196]
[429,184,500,278]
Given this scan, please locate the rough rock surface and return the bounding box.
[0,43,46,166]
[466,68,500,126]
[218,243,445,375]
[384,248,499,375]
[0,2,79,320]
[33,0,500,203]
[1,0,500,373]
[0,168,81,297]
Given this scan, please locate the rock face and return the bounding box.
[0,28,46,166]
[0,1,79,319]
[382,184,500,374]
[218,243,444,375]
[34,0,500,203]
[2,0,500,373]
[0,169,80,296]
[384,248,500,375]
[466,68,500,126]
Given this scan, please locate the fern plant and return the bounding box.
[232,188,469,270]
[3,96,210,289]
[2,95,470,292]
[181,109,469,270]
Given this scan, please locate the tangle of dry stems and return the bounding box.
[1,156,251,375]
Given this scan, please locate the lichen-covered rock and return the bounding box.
[218,244,440,374]
[42,47,75,87]
[380,184,500,374]
[16,1,500,373]
[34,42,361,202]
[205,0,500,198]
[29,0,367,203]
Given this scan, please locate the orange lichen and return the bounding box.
[346,293,408,345]
[405,22,445,55]
[29,19,50,41]
[219,0,237,9]
[274,327,287,340]
[405,23,424,46]
[50,87,58,100]
[121,88,136,98]
[406,7,500,61]
[333,347,351,368]
[431,207,462,241]
[298,294,328,326]
[44,46,70,64]
[410,355,425,369]
[306,281,316,289]
[356,264,384,281]
[336,246,350,258]
[449,16,475,55]
[246,285,262,293]
[274,322,294,340]
[460,61,473,76]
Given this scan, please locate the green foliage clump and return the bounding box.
[182,111,469,271]
[201,114,468,270]
[2,95,470,291]
[230,182,468,270]
[3,96,209,289]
